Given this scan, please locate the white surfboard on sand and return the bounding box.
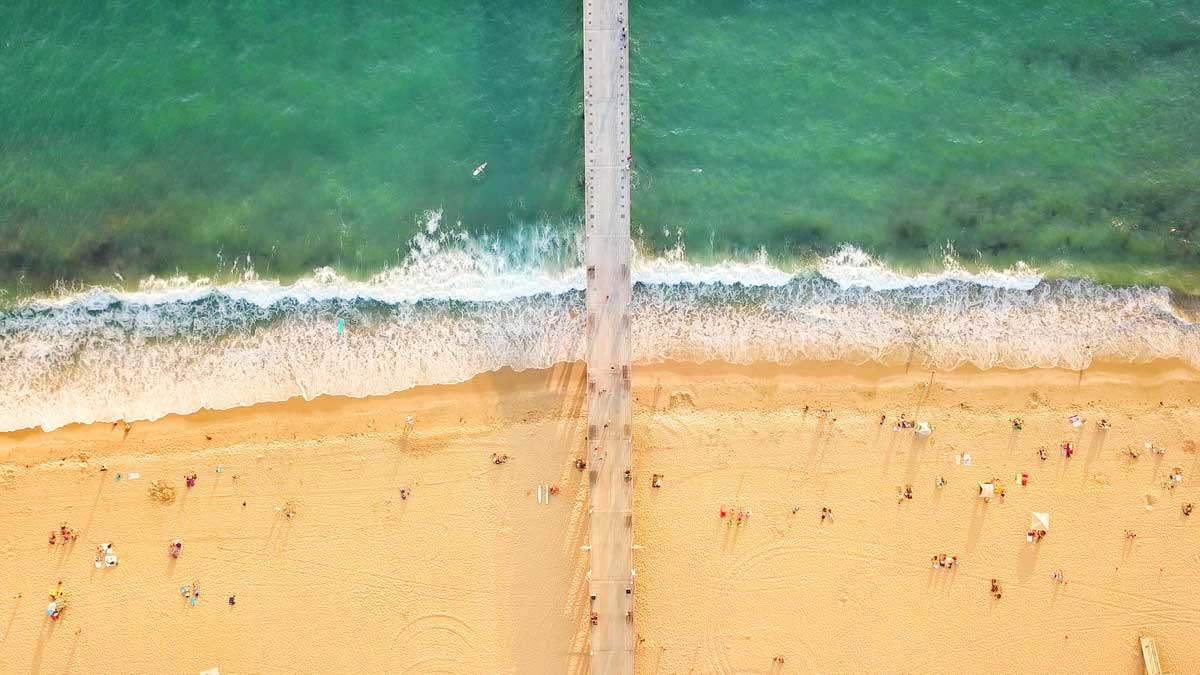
[472,162,488,176]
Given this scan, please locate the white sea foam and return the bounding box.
[1,234,1196,432]
[818,244,1043,291]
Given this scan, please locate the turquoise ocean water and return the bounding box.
[1,1,1197,431]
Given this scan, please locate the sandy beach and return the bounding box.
[1,359,1197,674]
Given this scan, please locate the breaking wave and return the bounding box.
[1,228,1196,432]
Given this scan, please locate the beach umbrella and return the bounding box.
[45,601,57,617]
[1030,512,1050,531]
[916,421,932,436]
[978,483,995,499]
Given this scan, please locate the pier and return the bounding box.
[583,0,633,672]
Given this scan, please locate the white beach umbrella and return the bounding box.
[978,483,995,499]
[1030,512,1050,531]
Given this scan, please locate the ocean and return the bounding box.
[1,1,1198,431]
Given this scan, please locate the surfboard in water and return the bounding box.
[472,162,488,176]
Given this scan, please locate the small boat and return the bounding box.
[472,162,488,177]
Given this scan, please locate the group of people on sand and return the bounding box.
[94,543,118,568]
[890,414,916,432]
[491,453,510,465]
[931,554,958,570]
[46,581,67,620]
[719,505,752,526]
[48,524,76,545]
[1026,529,1047,543]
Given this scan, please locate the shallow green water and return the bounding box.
[632,0,1200,287]
[0,1,583,288]
[2,1,1198,292]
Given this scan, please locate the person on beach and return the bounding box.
[228,595,236,606]
[1011,418,1024,430]
[399,488,410,500]
[1184,503,1194,516]
[1038,447,1048,461]
[185,472,197,488]
[651,474,662,488]
[169,540,182,558]
[575,458,587,471]
[1098,419,1111,429]
[1124,530,1137,540]
[1061,441,1074,458]
[1050,571,1065,584]
[820,507,832,522]
[48,531,56,545]
[990,579,1002,599]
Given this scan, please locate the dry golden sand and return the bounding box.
[0,360,1197,674]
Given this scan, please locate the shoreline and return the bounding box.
[3,356,1196,450]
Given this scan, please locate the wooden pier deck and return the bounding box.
[583,0,633,672]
